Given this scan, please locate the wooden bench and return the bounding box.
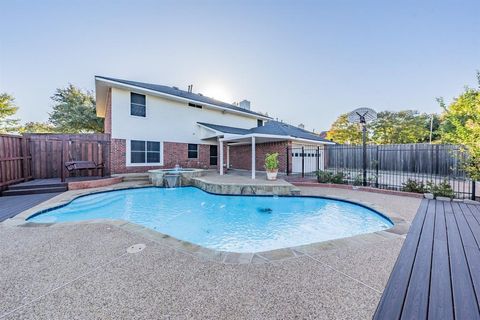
[374,199,480,319]
[65,161,104,177]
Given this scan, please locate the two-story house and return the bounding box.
[95,76,333,178]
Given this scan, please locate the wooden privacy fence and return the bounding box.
[0,133,111,190]
[0,134,32,190]
[25,134,111,181]
[325,143,467,175]
[322,143,474,199]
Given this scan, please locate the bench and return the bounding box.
[65,161,104,177]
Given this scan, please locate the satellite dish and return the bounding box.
[347,107,377,124]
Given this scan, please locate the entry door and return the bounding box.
[210,145,218,166]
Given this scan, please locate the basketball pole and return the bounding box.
[362,121,367,187]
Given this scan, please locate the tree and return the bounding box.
[438,73,480,180]
[439,88,480,146]
[19,121,57,134]
[326,110,436,145]
[326,114,363,144]
[49,84,103,133]
[371,110,432,144]
[0,93,20,133]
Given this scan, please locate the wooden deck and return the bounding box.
[374,199,480,319]
[0,193,62,222]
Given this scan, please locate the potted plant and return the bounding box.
[265,153,279,180]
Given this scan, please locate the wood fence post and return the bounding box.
[21,136,28,182]
[60,138,67,182]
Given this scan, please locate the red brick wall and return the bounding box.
[229,141,291,173]
[163,142,211,168]
[110,139,216,174]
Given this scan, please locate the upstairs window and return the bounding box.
[131,140,161,164]
[257,119,263,127]
[188,144,198,159]
[131,93,146,117]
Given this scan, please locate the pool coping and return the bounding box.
[4,183,410,265]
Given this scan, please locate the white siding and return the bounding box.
[110,88,258,144]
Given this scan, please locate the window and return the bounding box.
[188,102,202,109]
[188,144,198,159]
[131,93,146,117]
[257,119,263,127]
[209,145,218,166]
[130,140,161,164]
[131,140,146,163]
[147,141,161,163]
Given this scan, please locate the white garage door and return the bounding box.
[291,146,324,174]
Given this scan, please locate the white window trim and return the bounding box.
[126,139,164,167]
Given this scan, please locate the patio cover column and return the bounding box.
[219,139,224,175]
[251,136,256,179]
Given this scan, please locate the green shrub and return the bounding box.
[316,171,346,184]
[264,153,279,171]
[353,175,363,186]
[317,171,333,183]
[331,172,346,184]
[402,179,427,193]
[427,180,455,198]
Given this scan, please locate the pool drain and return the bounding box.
[257,207,273,213]
[126,244,146,254]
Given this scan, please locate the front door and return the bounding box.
[210,145,218,166]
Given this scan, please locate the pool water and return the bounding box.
[28,187,393,253]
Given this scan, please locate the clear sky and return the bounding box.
[1,0,479,132]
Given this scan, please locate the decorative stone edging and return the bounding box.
[3,183,409,265]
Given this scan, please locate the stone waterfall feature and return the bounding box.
[164,174,180,188]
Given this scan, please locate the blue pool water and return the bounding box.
[28,187,393,253]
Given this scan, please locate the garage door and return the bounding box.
[291,147,324,174]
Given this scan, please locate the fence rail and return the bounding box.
[287,143,474,199]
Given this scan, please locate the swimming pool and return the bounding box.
[28,187,393,253]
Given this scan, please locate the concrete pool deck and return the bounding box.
[0,182,422,319]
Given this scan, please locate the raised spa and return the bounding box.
[28,187,393,253]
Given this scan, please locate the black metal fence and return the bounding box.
[287,144,475,199]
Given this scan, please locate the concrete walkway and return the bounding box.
[0,185,421,319]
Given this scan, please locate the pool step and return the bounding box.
[291,188,301,196]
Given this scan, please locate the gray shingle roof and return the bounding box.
[251,121,332,143]
[96,76,269,119]
[198,121,332,143]
[197,122,250,135]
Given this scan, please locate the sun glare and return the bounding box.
[202,85,232,103]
